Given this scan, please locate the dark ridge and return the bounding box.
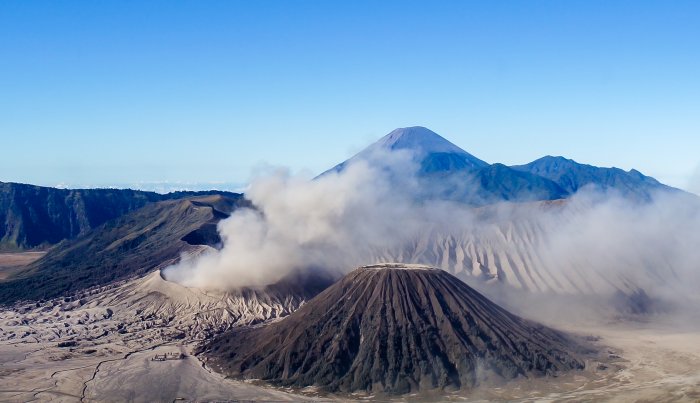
[0,194,249,305]
[510,156,679,202]
[422,163,569,205]
[181,223,222,249]
[0,180,244,251]
[201,264,587,395]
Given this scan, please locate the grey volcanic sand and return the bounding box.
[1,264,699,401]
[82,344,315,402]
[0,267,321,402]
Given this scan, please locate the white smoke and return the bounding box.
[689,164,700,196]
[165,149,465,289]
[165,150,700,313]
[529,189,700,296]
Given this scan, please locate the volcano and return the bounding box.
[320,126,567,205]
[201,264,586,395]
[323,126,489,175]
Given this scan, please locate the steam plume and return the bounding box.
[165,151,700,311]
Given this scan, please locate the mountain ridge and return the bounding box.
[322,126,681,204]
[0,181,242,251]
[510,155,675,201]
[0,194,249,304]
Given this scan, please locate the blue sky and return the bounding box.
[1,1,699,191]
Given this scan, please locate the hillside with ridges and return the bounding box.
[511,156,676,201]
[202,265,586,395]
[0,194,249,304]
[0,181,242,251]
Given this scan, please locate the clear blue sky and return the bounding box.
[1,1,699,191]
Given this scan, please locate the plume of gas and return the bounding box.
[165,150,700,322]
[164,148,477,289]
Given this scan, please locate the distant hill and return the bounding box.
[0,194,249,304]
[510,156,676,201]
[0,181,240,251]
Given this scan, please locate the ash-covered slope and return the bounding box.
[0,265,332,355]
[202,264,585,395]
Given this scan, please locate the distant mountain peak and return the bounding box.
[531,155,577,165]
[358,126,487,167]
[374,126,471,156]
[319,126,489,177]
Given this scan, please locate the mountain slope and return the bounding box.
[323,127,569,205]
[425,163,568,204]
[0,181,242,251]
[511,156,676,201]
[0,194,249,304]
[374,126,489,171]
[0,183,159,251]
[324,126,489,176]
[202,264,586,395]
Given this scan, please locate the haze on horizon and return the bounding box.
[1,1,699,192]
